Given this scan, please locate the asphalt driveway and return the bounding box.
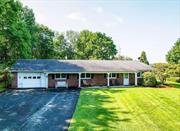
[0,89,80,131]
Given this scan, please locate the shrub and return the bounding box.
[166,77,180,83]
[143,72,157,87]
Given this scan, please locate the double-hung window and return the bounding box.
[55,74,67,80]
[81,73,91,79]
[109,73,117,79]
[137,72,142,78]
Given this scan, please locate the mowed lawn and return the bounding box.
[69,87,180,131]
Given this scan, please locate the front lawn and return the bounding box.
[69,87,180,131]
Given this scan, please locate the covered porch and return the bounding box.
[47,72,142,88]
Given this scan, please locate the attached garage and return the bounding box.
[17,73,47,88]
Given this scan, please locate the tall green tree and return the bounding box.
[92,32,117,59]
[76,30,117,59]
[75,30,94,59]
[22,6,37,58]
[0,0,32,65]
[34,24,55,59]
[166,39,180,64]
[138,51,149,65]
[54,31,79,59]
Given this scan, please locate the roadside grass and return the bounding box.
[69,87,180,131]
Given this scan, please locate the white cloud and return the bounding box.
[96,7,104,13]
[66,12,87,22]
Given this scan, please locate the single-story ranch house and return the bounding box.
[11,60,152,88]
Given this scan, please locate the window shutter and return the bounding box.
[91,74,94,79]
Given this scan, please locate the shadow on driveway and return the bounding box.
[0,88,80,131]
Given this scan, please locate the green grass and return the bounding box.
[0,82,6,92]
[69,87,180,131]
[165,81,180,88]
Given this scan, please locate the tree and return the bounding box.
[92,32,117,59]
[153,63,169,84]
[75,30,94,59]
[34,24,55,59]
[53,31,79,59]
[0,0,32,65]
[76,30,117,59]
[138,51,149,65]
[166,39,180,64]
[22,6,37,58]
[114,55,133,60]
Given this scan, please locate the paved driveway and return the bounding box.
[0,89,80,131]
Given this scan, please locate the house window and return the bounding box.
[81,73,91,79]
[55,74,67,80]
[24,76,27,79]
[109,73,117,78]
[137,72,142,78]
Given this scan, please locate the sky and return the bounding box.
[21,0,180,63]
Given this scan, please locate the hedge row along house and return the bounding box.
[11,60,152,88]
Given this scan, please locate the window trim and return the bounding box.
[55,74,67,80]
[109,73,117,79]
[137,72,142,78]
[81,73,91,79]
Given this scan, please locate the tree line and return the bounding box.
[0,0,118,66]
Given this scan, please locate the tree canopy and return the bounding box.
[166,39,180,64]
[0,0,118,67]
[138,51,149,65]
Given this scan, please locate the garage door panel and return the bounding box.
[18,73,46,88]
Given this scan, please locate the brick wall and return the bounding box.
[48,74,78,88]
[129,73,135,85]
[11,73,17,88]
[67,74,78,87]
[110,74,123,86]
[81,74,107,87]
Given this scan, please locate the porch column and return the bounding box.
[107,73,110,87]
[78,73,81,88]
[45,73,48,88]
[135,72,137,86]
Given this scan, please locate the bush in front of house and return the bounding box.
[0,68,13,88]
[166,77,180,83]
[143,72,157,87]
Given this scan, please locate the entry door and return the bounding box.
[123,73,129,85]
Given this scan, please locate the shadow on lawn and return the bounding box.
[70,88,131,130]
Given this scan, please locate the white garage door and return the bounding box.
[18,73,47,88]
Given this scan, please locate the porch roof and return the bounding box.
[12,59,152,73]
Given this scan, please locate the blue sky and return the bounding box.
[21,0,180,63]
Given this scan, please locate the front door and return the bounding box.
[123,73,129,85]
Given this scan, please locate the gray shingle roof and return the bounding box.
[12,59,152,73]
